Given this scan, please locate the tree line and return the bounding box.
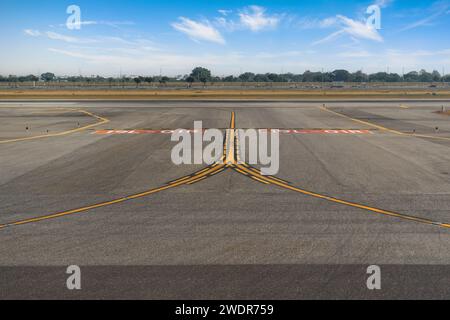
[1,68,449,84]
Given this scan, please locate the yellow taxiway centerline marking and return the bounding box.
[250,176,270,184]
[2,111,448,230]
[0,110,235,230]
[234,167,249,176]
[0,163,225,229]
[187,176,208,185]
[318,106,403,135]
[0,108,110,144]
[230,111,236,129]
[319,106,450,141]
[234,164,450,229]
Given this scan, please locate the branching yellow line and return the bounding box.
[234,164,450,229]
[0,108,109,144]
[319,106,450,141]
[3,110,448,231]
[0,163,225,229]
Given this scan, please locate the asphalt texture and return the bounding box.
[0,101,449,299]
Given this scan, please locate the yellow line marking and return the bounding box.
[210,167,226,175]
[187,176,208,185]
[0,108,110,144]
[235,164,450,229]
[5,110,446,231]
[234,168,249,176]
[0,112,237,229]
[319,106,450,141]
[399,104,409,109]
[409,132,450,141]
[169,176,192,185]
[0,163,225,229]
[319,106,403,135]
[250,175,270,184]
[230,111,236,129]
[267,176,290,184]
[195,167,213,176]
[225,129,236,164]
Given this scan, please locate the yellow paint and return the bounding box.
[0,108,109,144]
[2,111,449,231]
[234,164,450,229]
[319,106,450,141]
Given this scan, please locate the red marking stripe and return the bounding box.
[94,129,373,135]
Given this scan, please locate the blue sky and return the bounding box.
[1,0,449,76]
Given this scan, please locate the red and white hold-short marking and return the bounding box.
[94,129,374,135]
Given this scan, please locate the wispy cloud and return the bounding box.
[24,29,97,43]
[374,0,394,8]
[172,17,225,44]
[24,29,156,49]
[312,30,345,46]
[45,31,97,44]
[238,6,279,31]
[56,20,135,29]
[313,15,383,45]
[218,9,232,16]
[400,0,450,31]
[24,29,41,37]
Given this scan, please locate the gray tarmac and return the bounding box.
[0,101,449,299]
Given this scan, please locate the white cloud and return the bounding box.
[238,6,279,31]
[312,30,345,46]
[338,15,383,41]
[45,32,89,43]
[401,0,450,31]
[57,20,135,28]
[40,45,450,76]
[24,29,41,37]
[374,0,394,8]
[24,29,97,44]
[218,9,232,16]
[172,17,225,44]
[313,15,383,45]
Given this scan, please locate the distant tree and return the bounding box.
[223,75,236,82]
[254,74,269,82]
[160,76,169,85]
[331,69,351,82]
[431,70,441,82]
[186,76,195,87]
[351,71,367,82]
[404,71,419,82]
[238,72,255,82]
[418,69,433,82]
[267,73,282,82]
[190,67,212,85]
[302,71,314,82]
[133,77,142,87]
[40,72,56,82]
[144,77,154,84]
